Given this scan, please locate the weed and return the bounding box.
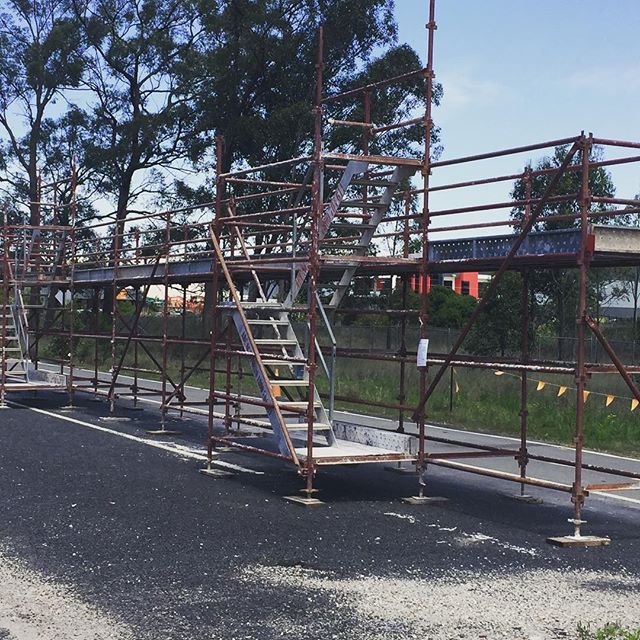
[577,622,640,640]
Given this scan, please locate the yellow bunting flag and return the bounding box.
[536,381,546,391]
[606,395,615,407]
[632,399,639,412]
[494,371,504,376]
[557,386,567,397]
[455,381,460,394]
[583,390,590,403]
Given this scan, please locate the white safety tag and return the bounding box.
[417,338,429,368]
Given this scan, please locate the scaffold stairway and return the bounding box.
[210,228,335,461]
[1,225,70,389]
[285,160,417,307]
[1,291,29,384]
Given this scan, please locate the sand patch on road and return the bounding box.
[0,550,133,640]
[242,563,640,639]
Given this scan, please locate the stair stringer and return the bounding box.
[328,165,418,308]
[285,159,369,306]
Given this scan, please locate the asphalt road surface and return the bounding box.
[0,390,639,639]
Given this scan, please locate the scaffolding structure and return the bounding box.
[2,1,640,542]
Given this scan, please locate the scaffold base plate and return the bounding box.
[546,535,611,548]
[284,496,324,506]
[401,496,448,505]
[199,468,234,479]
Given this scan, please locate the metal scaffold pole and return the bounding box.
[302,25,325,501]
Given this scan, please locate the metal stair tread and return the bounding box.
[234,301,284,309]
[340,200,388,208]
[278,400,322,408]
[247,319,290,325]
[286,423,332,431]
[261,359,304,366]
[330,222,377,229]
[351,178,398,187]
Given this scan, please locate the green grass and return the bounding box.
[325,357,640,456]
[38,332,640,456]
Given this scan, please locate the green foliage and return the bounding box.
[0,0,86,220]
[385,285,422,311]
[116,299,135,315]
[188,0,438,171]
[577,622,640,640]
[427,285,477,329]
[72,0,200,222]
[343,284,476,329]
[510,144,615,232]
[467,272,524,357]
[509,145,623,359]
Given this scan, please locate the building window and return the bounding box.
[461,281,470,295]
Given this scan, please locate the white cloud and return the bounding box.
[566,63,640,95]
[437,64,504,111]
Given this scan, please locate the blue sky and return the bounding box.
[393,0,640,236]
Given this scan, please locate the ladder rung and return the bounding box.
[255,339,298,346]
[261,359,303,366]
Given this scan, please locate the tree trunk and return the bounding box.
[102,175,133,315]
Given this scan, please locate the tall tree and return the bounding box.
[186,0,440,174]
[0,0,85,223]
[71,0,201,234]
[510,144,616,359]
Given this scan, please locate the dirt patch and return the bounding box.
[0,550,133,640]
[242,563,640,639]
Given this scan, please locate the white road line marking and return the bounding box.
[591,491,640,506]
[6,401,263,475]
[33,365,640,481]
